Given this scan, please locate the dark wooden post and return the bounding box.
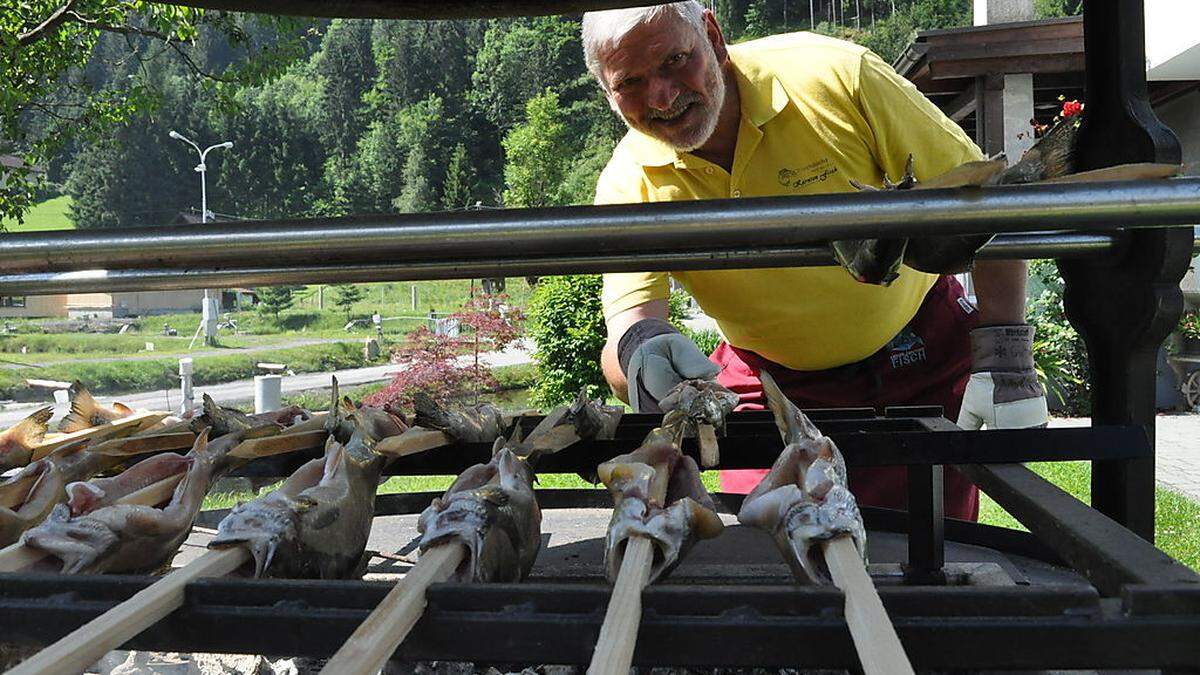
[1058,1,1192,541]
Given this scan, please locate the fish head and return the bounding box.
[781,485,867,584]
[210,500,299,578]
[21,503,117,574]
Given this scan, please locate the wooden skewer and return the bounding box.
[31,411,168,460]
[227,430,329,459]
[374,427,453,457]
[1038,162,1180,184]
[823,536,915,675]
[588,458,672,675]
[698,424,719,468]
[87,432,197,457]
[0,472,186,574]
[6,548,250,675]
[319,543,465,674]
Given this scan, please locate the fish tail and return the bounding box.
[760,371,822,444]
[9,406,53,448]
[59,382,100,433]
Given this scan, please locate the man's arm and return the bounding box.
[601,299,670,403]
[972,260,1027,325]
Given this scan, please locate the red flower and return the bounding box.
[1061,100,1084,118]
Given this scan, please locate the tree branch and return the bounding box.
[16,0,78,47]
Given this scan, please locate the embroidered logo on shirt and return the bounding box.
[778,158,839,190]
[887,327,927,369]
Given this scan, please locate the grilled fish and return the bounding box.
[660,379,739,431]
[59,382,134,433]
[21,429,222,574]
[413,392,506,443]
[415,437,541,583]
[510,389,622,458]
[598,410,724,583]
[0,407,52,471]
[209,386,402,579]
[0,460,64,547]
[737,371,865,583]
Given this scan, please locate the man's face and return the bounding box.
[598,13,726,152]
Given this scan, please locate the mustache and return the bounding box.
[648,92,702,121]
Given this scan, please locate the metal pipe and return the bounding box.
[0,232,1131,295]
[4,180,1199,275]
[155,0,673,19]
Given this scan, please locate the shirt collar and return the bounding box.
[623,48,789,168]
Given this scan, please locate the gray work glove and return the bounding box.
[619,319,719,413]
[957,325,1049,430]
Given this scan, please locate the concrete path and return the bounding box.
[1049,414,1200,501]
[0,344,533,427]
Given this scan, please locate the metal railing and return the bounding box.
[2,180,1198,294]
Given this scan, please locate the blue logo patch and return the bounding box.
[888,328,927,369]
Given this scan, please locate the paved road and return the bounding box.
[0,337,348,369]
[0,344,533,427]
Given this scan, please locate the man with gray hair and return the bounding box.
[584,2,1045,521]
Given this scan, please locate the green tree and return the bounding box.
[256,285,302,320]
[471,17,584,133]
[332,284,366,319]
[441,143,476,210]
[743,0,774,40]
[2,3,302,227]
[527,275,608,407]
[502,90,573,208]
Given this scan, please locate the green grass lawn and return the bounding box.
[0,196,74,232]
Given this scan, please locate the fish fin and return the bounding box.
[8,406,53,448]
[59,382,100,433]
[760,371,821,444]
[112,402,134,415]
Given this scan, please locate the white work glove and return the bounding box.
[626,333,720,414]
[957,325,1049,430]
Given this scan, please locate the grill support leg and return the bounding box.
[1060,1,1191,541]
[904,464,945,583]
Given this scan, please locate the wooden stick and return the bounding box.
[588,457,672,674]
[823,536,915,675]
[587,535,655,675]
[6,548,250,675]
[227,430,328,459]
[1039,162,1180,184]
[698,424,719,468]
[0,472,185,574]
[87,432,196,457]
[32,411,168,460]
[319,543,466,675]
[374,427,452,457]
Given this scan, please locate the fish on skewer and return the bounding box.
[737,371,865,583]
[58,382,135,433]
[412,392,507,443]
[835,113,1180,283]
[0,460,64,547]
[0,407,52,472]
[20,428,225,574]
[209,385,405,579]
[509,388,622,458]
[412,425,546,583]
[598,410,725,583]
[660,379,739,468]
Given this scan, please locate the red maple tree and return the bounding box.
[364,294,525,409]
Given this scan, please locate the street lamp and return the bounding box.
[168,131,233,346]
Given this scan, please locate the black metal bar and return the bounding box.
[905,465,945,583]
[0,576,1196,668]
[230,424,1152,479]
[1062,0,1193,540]
[956,462,1200,596]
[3,182,1199,277]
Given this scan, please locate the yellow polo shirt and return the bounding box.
[597,31,983,371]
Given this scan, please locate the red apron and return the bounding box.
[713,275,981,521]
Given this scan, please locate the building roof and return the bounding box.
[893,16,1197,140]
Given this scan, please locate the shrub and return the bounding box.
[1026,260,1090,415]
[1178,311,1200,341]
[682,327,723,357]
[526,275,691,408]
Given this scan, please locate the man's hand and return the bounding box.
[626,333,720,413]
[957,325,1048,430]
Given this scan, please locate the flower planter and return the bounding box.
[1183,337,1200,355]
